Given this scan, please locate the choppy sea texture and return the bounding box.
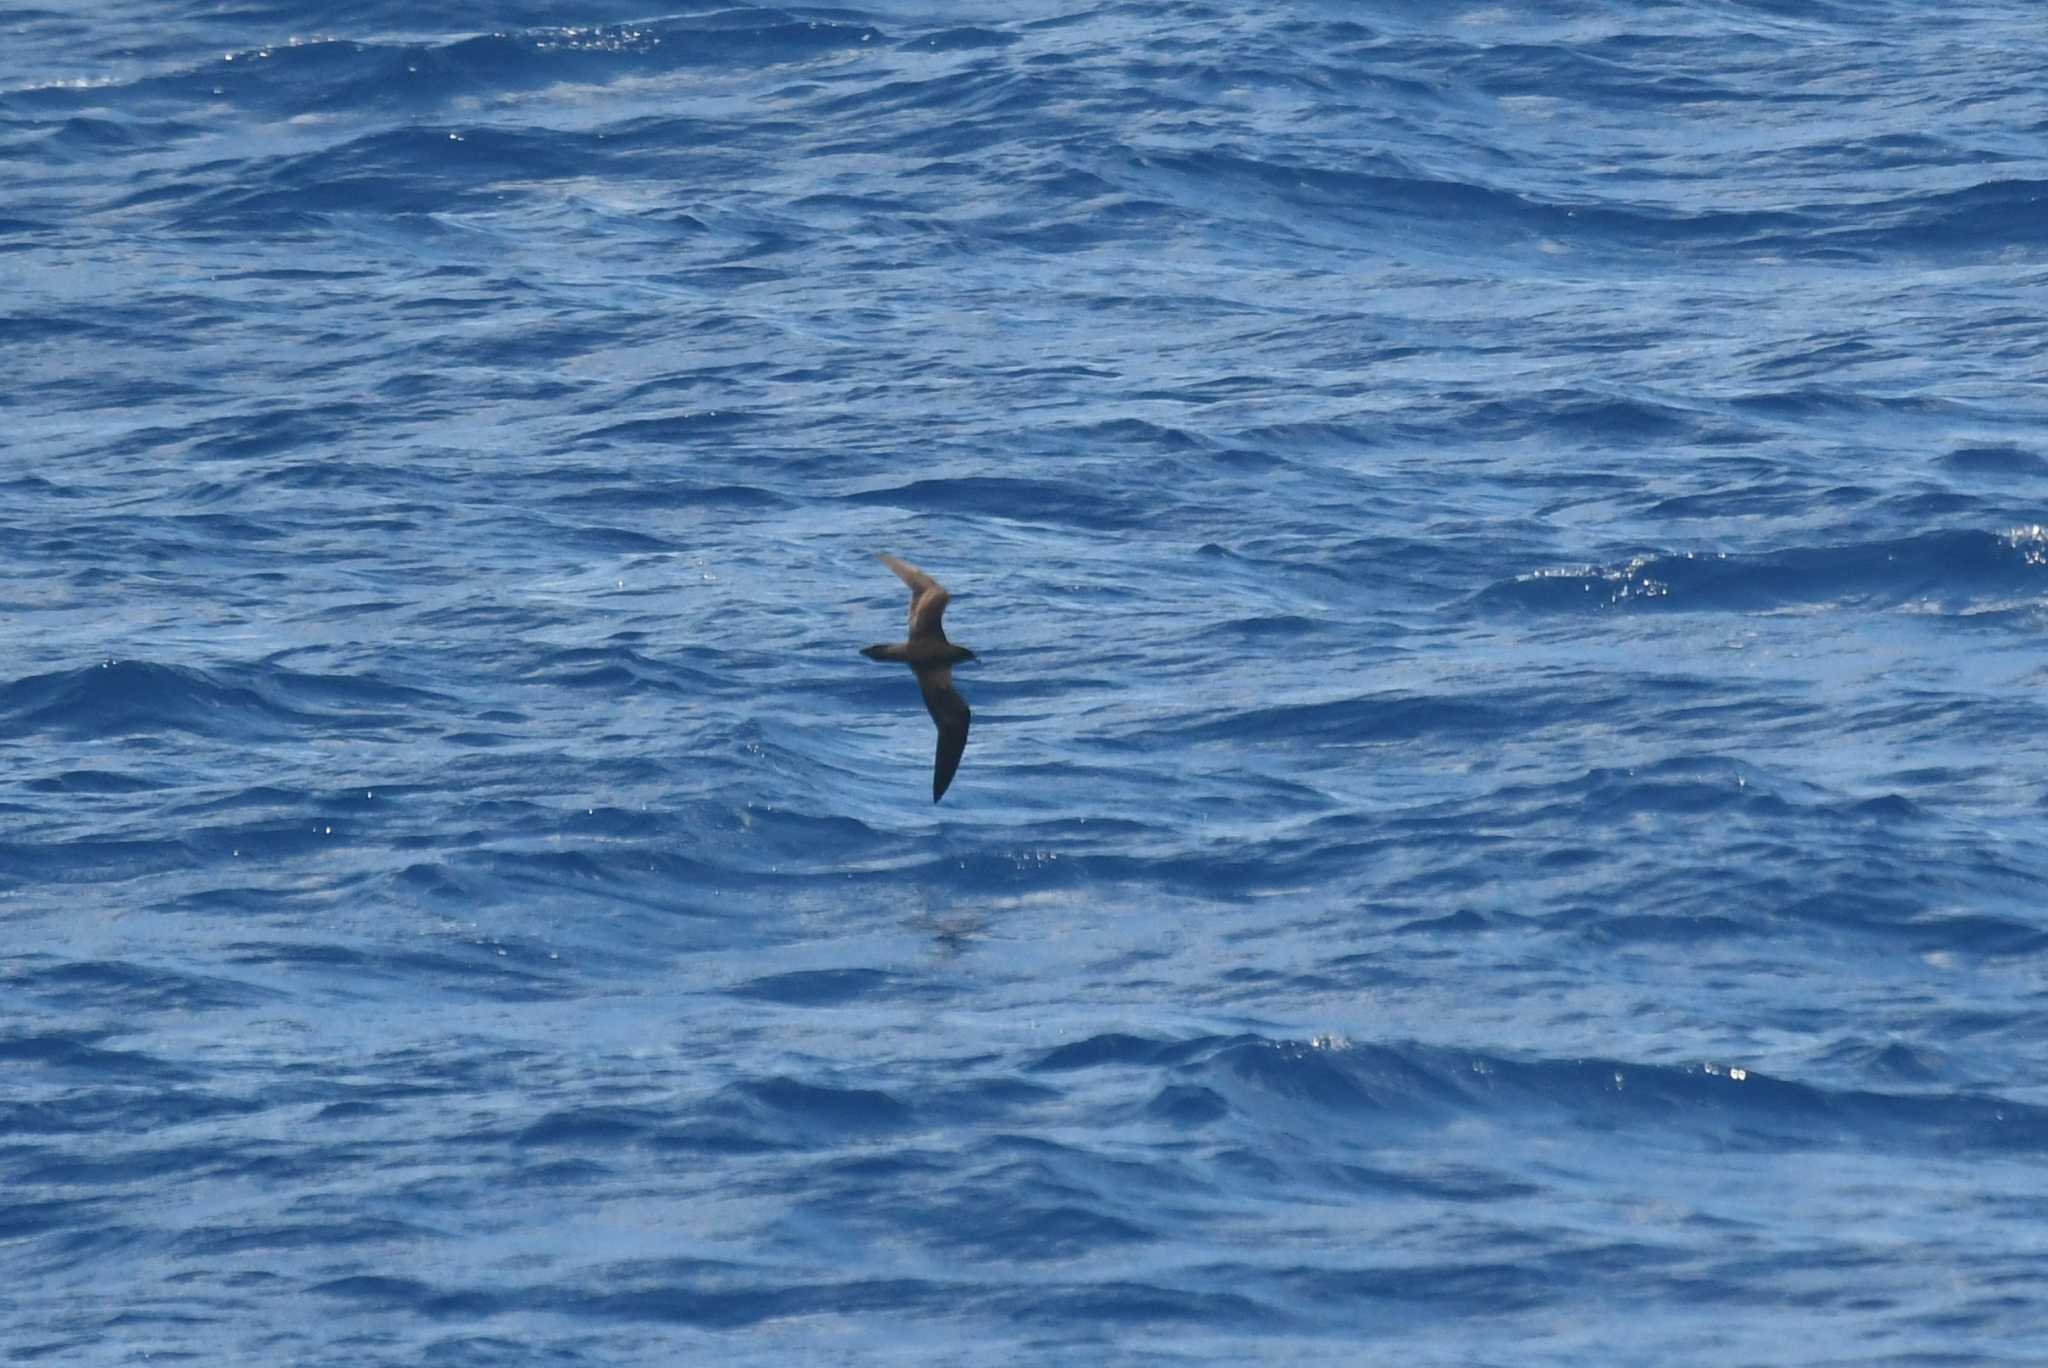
[5,1,2048,1363]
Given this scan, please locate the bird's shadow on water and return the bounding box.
[882,869,996,956]
[915,907,992,957]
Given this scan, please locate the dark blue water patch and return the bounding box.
[552,1087,831,1157]
[1206,1037,1471,1120]
[156,511,289,546]
[252,663,449,711]
[1157,690,1517,747]
[925,1077,1062,1123]
[516,1105,666,1150]
[1390,908,1497,936]
[1594,1058,2045,1154]
[1201,612,1328,643]
[0,1030,193,1080]
[517,645,726,698]
[1221,419,1376,459]
[1133,147,1522,246]
[806,68,1081,158]
[314,1100,393,1123]
[159,128,524,227]
[571,411,760,446]
[999,1279,1285,1330]
[1316,1159,1540,1205]
[177,817,362,865]
[1031,1032,1252,1074]
[1204,1246,1656,1330]
[0,211,55,237]
[974,194,1201,255]
[1145,1084,1230,1127]
[90,13,881,131]
[413,1333,545,1367]
[1131,144,1824,258]
[170,784,328,819]
[166,1214,437,1259]
[309,1272,508,1321]
[927,1196,1155,1262]
[1574,911,1755,947]
[557,1271,960,1331]
[1822,177,2048,256]
[727,967,902,1006]
[0,659,443,740]
[221,939,574,1004]
[1643,477,1851,522]
[35,114,204,160]
[733,1077,914,1135]
[515,1158,621,1193]
[0,474,82,505]
[0,835,198,889]
[1899,912,2048,959]
[10,958,281,1014]
[1026,1032,2048,1160]
[521,519,681,555]
[22,768,165,795]
[1943,444,2048,478]
[17,1138,287,1189]
[898,26,1018,54]
[1058,416,1211,453]
[1840,691,2048,753]
[844,476,1148,532]
[1570,759,1795,821]
[177,2,657,39]
[789,1134,1171,1264]
[441,318,668,373]
[1470,528,2048,616]
[0,1102,92,1139]
[0,1197,112,1245]
[1727,386,1996,425]
[539,478,793,513]
[452,843,619,903]
[1439,35,1744,104]
[646,1124,791,1158]
[1462,390,1703,444]
[1461,1049,2048,1157]
[1813,1038,1956,1088]
[5,1084,266,1138]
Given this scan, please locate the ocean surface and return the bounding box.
[5,1,2047,1362]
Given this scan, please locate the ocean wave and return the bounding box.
[1035,1032,2048,1156]
[1472,528,2048,616]
[9,2,2048,1361]
[0,659,444,738]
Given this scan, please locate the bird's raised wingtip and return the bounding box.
[878,552,941,601]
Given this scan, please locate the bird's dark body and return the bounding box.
[861,555,976,802]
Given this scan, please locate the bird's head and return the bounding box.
[951,645,978,664]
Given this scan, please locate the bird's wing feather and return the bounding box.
[917,664,971,802]
[880,553,950,642]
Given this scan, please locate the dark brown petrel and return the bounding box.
[861,553,976,802]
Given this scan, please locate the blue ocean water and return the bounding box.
[5,0,2048,1361]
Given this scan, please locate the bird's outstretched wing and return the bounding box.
[917,664,971,802]
[880,553,950,642]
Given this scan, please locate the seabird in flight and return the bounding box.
[861,553,975,802]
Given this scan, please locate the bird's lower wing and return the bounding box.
[918,667,971,802]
